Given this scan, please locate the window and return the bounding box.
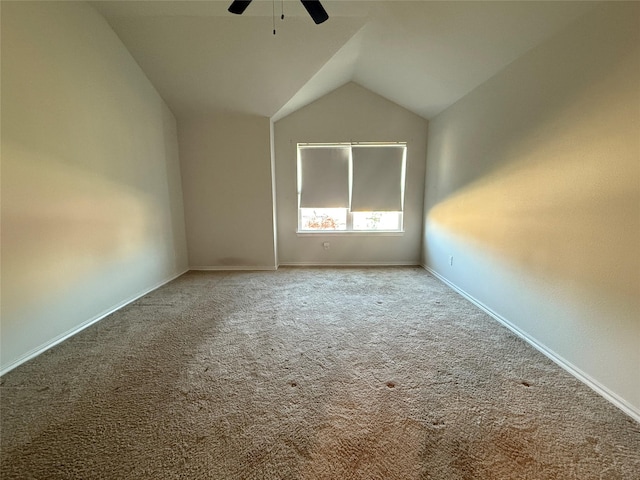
[297,143,406,233]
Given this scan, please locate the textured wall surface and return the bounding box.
[275,82,428,265]
[422,3,640,414]
[178,113,276,269]
[1,1,188,371]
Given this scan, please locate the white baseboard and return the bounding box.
[189,266,278,271]
[422,264,640,423]
[0,269,189,377]
[278,262,420,267]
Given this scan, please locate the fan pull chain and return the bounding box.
[272,0,285,35]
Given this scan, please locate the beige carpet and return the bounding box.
[1,267,638,479]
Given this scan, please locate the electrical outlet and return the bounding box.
[323,242,330,250]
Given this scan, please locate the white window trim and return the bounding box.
[296,142,407,235]
[296,231,405,237]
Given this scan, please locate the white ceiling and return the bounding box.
[92,0,598,121]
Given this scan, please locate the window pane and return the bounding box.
[300,208,347,230]
[352,212,401,231]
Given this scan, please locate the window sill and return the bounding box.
[296,230,405,237]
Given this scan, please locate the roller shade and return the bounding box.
[351,145,405,212]
[299,146,350,208]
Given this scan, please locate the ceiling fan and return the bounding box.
[228,0,329,25]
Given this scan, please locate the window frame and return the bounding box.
[296,142,407,235]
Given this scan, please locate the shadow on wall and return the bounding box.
[1,144,158,319]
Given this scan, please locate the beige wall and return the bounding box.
[422,3,640,416]
[275,82,428,265]
[178,114,277,269]
[1,1,188,371]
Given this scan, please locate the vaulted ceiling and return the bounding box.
[93,1,597,121]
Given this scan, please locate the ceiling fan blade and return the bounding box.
[300,0,329,25]
[228,0,253,15]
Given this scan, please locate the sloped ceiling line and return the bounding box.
[93,1,598,121]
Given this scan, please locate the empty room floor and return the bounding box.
[1,267,638,478]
